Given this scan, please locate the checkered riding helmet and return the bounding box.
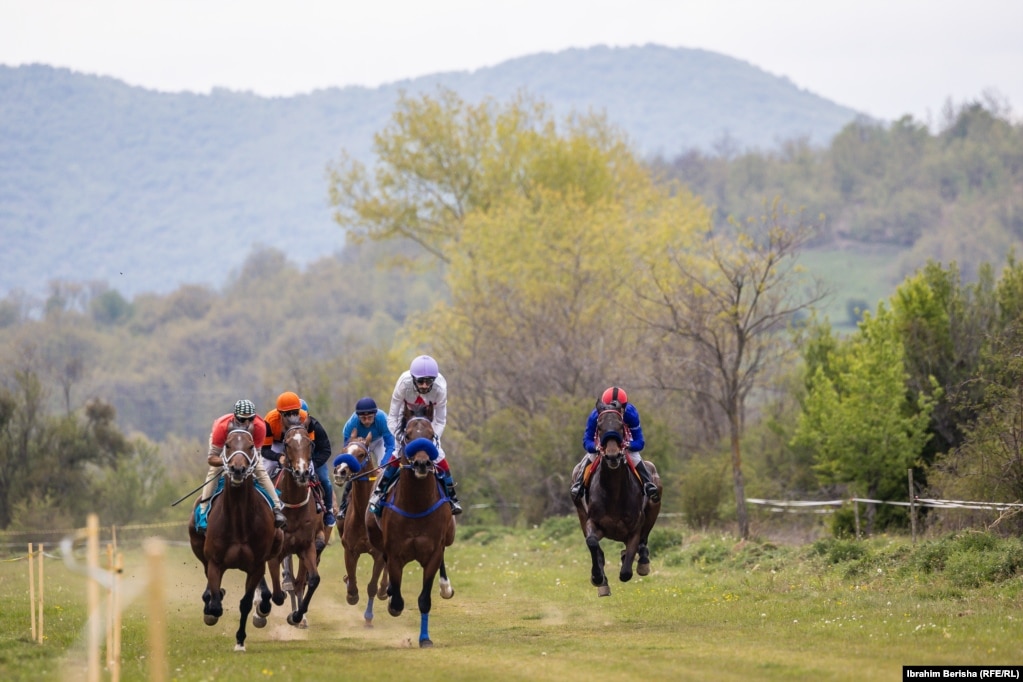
[234,399,256,419]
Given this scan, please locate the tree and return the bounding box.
[793,305,936,534]
[634,201,828,538]
[329,88,705,522]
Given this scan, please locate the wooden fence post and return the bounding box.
[908,468,917,544]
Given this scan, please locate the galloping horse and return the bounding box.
[366,409,455,647]
[188,428,283,651]
[333,435,389,625]
[260,425,326,628]
[572,406,662,597]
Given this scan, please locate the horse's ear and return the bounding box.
[365,433,373,445]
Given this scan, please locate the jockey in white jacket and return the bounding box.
[369,355,463,515]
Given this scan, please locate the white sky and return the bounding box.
[2,0,1021,123]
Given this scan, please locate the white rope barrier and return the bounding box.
[747,496,1023,513]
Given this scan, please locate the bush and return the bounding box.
[809,537,866,564]
[680,459,726,529]
[646,527,685,556]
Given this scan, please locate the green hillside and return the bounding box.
[0,45,861,299]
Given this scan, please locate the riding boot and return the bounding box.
[338,480,352,521]
[273,505,288,529]
[440,471,463,515]
[570,455,592,501]
[635,460,661,503]
[368,465,399,517]
[195,500,210,535]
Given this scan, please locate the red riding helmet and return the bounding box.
[600,386,628,409]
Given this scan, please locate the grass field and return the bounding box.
[1,517,1021,681]
[799,245,905,332]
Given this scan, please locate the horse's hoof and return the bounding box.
[597,585,611,597]
[440,579,454,599]
[272,592,286,606]
[637,561,651,577]
[364,618,374,628]
[347,593,359,606]
[234,643,246,652]
[620,571,633,583]
[419,638,434,648]
[388,605,403,617]
[252,614,267,628]
[204,614,219,626]
[287,612,308,628]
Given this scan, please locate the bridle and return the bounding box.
[279,425,313,508]
[222,429,258,484]
[595,409,630,468]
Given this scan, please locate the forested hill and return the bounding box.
[0,44,862,299]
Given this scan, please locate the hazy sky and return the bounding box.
[2,0,1021,123]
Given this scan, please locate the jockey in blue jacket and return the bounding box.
[570,386,661,502]
[336,396,396,521]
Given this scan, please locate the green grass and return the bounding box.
[2,522,1022,681]
[799,245,904,332]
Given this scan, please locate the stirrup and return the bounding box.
[368,493,384,517]
[570,481,585,501]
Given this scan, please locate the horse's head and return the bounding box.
[282,425,314,485]
[404,438,439,479]
[404,414,435,444]
[595,407,627,469]
[223,429,258,485]
[332,435,372,486]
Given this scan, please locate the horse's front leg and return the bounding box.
[288,548,320,628]
[386,556,405,617]
[619,534,642,583]
[203,563,226,624]
[418,554,443,648]
[584,523,609,595]
[252,577,273,628]
[234,566,264,652]
[343,546,361,606]
[267,555,286,606]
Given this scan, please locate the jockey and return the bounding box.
[369,354,463,516]
[196,399,287,533]
[335,396,396,522]
[570,386,661,503]
[262,391,336,527]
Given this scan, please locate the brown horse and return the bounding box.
[260,425,326,628]
[366,412,455,647]
[572,406,662,597]
[188,428,283,651]
[333,435,389,624]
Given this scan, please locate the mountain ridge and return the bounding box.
[0,44,864,299]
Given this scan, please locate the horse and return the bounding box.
[258,425,326,629]
[572,405,662,597]
[366,410,455,647]
[188,428,284,651]
[332,435,389,625]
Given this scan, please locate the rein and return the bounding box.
[381,477,449,519]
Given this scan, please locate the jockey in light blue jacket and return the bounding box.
[336,397,395,521]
